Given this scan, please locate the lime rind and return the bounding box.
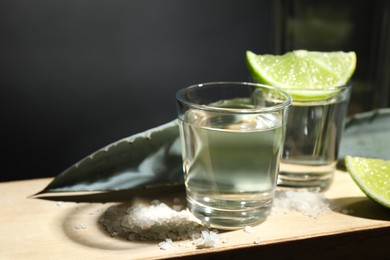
[285,89,340,102]
[246,50,356,102]
[345,156,390,209]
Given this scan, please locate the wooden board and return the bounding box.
[1,171,390,259]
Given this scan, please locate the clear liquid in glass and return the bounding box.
[179,109,284,229]
[279,97,349,191]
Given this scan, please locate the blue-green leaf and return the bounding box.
[339,108,390,162]
[33,120,183,201]
[33,108,389,201]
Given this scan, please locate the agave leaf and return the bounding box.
[33,119,183,200]
[33,109,390,201]
[338,108,390,168]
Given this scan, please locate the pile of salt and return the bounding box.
[121,202,202,241]
[272,190,331,218]
[99,200,222,248]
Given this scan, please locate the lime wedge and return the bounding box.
[246,50,356,101]
[345,156,390,209]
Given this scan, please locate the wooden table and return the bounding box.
[1,171,390,259]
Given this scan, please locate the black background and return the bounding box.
[0,0,274,181]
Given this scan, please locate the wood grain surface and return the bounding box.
[1,171,390,259]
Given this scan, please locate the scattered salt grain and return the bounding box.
[89,208,103,215]
[254,237,261,244]
[75,223,87,229]
[177,242,192,248]
[56,201,64,207]
[193,230,220,248]
[340,208,354,215]
[244,226,255,233]
[158,239,176,250]
[273,190,331,218]
[221,237,229,244]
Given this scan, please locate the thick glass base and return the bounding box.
[278,162,336,192]
[186,194,272,230]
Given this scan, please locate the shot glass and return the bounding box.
[278,84,352,192]
[176,82,291,229]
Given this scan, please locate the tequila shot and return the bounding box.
[176,82,291,229]
[278,84,352,191]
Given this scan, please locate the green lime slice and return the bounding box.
[345,156,390,209]
[246,50,356,101]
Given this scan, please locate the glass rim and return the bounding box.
[176,81,292,114]
[280,82,352,92]
[280,82,352,104]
